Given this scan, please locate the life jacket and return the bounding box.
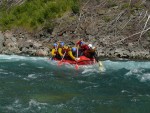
[51,46,58,57]
[62,46,70,53]
[63,46,71,59]
[77,44,89,56]
[80,44,89,51]
[58,46,70,58]
[83,48,96,58]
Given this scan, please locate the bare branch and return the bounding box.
[121,15,133,30]
[138,10,148,24]
[74,0,91,33]
[108,10,126,26]
[138,15,150,43]
[108,27,150,46]
[129,0,132,7]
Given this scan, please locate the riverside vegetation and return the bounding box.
[0,0,79,31]
[0,0,150,60]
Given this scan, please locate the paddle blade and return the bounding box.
[93,58,96,63]
[58,61,63,66]
[75,64,79,70]
[98,61,104,72]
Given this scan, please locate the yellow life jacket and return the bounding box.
[58,46,69,57]
[51,48,57,57]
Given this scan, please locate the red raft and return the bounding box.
[54,56,96,65]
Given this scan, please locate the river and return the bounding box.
[0,55,150,113]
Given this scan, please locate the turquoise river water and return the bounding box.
[0,55,150,113]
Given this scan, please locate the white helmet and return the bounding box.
[88,44,92,48]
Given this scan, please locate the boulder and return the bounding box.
[33,42,42,48]
[18,39,33,49]
[114,48,130,58]
[3,30,13,39]
[36,48,49,56]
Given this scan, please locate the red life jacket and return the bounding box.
[83,49,91,58]
[83,48,96,58]
[80,44,89,52]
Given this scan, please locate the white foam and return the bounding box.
[125,68,144,76]
[82,68,99,75]
[125,68,150,82]
[0,55,150,75]
[5,99,21,111]
[29,99,48,107]
[1,72,9,74]
[77,80,97,85]
[28,74,37,79]
[0,69,14,75]
[4,99,48,112]
[121,90,129,93]
[77,80,86,84]
[104,60,150,70]
[0,54,47,62]
[19,63,26,66]
[52,103,65,109]
[0,69,4,71]
[140,73,150,82]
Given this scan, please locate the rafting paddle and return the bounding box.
[75,63,79,70]
[98,61,104,72]
[93,54,104,72]
[75,47,79,70]
[58,51,66,66]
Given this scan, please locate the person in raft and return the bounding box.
[58,42,66,58]
[51,43,58,59]
[83,44,99,62]
[68,47,80,61]
[51,42,65,60]
[58,44,80,61]
[76,40,89,56]
[51,41,97,61]
[57,41,72,59]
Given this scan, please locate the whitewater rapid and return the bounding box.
[0,55,150,113]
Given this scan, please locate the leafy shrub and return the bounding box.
[0,0,80,31]
[71,0,80,14]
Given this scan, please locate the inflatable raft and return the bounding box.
[53,56,96,65]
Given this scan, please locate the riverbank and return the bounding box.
[0,0,150,60]
[0,29,149,60]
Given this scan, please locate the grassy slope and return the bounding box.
[0,0,79,31]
